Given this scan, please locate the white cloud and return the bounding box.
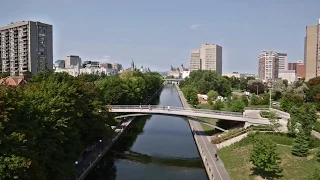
[189,24,202,30]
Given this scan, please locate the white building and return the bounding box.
[278,70,296,83]
[258,50,279,82]
[54,64,118,77]
[223,72,256,79]
[181,71,190,79]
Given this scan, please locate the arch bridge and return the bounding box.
[107,105,272,126]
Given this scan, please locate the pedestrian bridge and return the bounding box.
[107,105,272,125]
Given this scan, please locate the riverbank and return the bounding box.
[72,85,164,180]
[174,84,231,180]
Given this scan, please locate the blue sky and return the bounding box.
[1,0,319,73]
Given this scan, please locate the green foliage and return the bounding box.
[181,70,232,97]
[212,100,224,110]
[289,103,317,136]
[280,93,304,112]
[230,99,245,112]
[0,72,10,78]
[250,94,261,106]
[314,121,320,133]
[247,80,264,95]
[181,85,198,107]
[250,136,282,179]
[207,90,219,105]
[240,95,248,106]
[292,128,310,157]
[0,71,163,179]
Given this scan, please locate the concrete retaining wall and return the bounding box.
[216,133,248,149]
[174,84,215,180]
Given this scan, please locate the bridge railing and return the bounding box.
[110,105,244,117]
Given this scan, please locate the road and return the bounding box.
[189,120,231,180]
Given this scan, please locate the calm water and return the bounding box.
[85,85,207,180]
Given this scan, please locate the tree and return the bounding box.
[207,90,219,105]
[289,103,317,136]
[241,95,249,106]
[250,94,261,106]
[292,128,310,157]
[250,136,282,179]
[212,100,224,110]
[268,111,280,132]
[247,80,264,95]
[230,99,245,112]
[280,93,304,112]
[307,76,320,87]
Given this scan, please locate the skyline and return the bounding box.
[1,0,320,73]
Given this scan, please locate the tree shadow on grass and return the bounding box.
[250,167,283,180]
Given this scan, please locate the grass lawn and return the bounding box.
[218,134,320,180]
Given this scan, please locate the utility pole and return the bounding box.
[269,87,272,110]
[255,85,258,95]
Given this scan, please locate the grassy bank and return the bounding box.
[218,133,320,180]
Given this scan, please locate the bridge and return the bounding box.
[163,78,183,85]
[108,105,272,125]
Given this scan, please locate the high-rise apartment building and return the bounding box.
[65,55,81,68]
[189,44,222,75]
[304,19,320,80]
[258,50,279,82]
[189,50,201,71]
[0,21,53,76]
[277,53,287,70]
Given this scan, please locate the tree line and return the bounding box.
[0,70,163,180]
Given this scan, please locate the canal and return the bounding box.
[85,84,207,180]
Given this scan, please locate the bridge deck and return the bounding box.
[109,105,271,125]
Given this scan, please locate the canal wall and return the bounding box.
[74,85,164,180]
[175,84,216,180]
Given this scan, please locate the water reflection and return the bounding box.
[86,85,207,180]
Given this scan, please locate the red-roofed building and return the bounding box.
[0,76,27,87]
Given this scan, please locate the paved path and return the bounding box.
[312,130,320,139]
[190,120,231,180]
[175,84,231,180]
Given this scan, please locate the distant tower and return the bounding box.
[131,59,135,71]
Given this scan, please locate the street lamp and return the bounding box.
[99,140,102,143]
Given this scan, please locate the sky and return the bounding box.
[0,0,320,73]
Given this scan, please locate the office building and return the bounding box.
[304,19,320,80]
[189,44,222,75]
[112,63,122,71]
[288,60,305,79]
[54,60,65,69]
[65,55,81,68]
[82,61,99,68]
[0,21,53,76]
[258,50,279,82]
[189,50,201,71]
[277,53,287,70]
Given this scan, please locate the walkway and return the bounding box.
[109,105,272,125]
[176,84,231,180]
[72,118,132,180]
